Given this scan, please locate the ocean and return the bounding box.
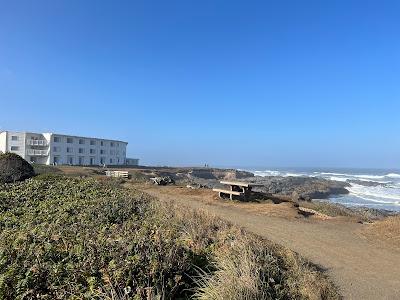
[245,168,400,212]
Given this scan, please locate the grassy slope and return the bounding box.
[0,175,340,299]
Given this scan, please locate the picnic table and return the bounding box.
[213,180,253,201]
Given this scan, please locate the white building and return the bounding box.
[0,130,136,166]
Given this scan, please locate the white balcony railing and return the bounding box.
[26,149,49,156]
[26,139,48,146]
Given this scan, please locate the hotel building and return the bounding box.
[0,131,136,166]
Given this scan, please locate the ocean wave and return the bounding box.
[329,176,348,182]
[253,170,282,177]
[352,174,386,180]
[386,173,400,178]
[347,184,400,202]
[316,172,349,176]
[253,170,306,177]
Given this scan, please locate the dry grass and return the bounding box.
[192,229,340,300]
[155,200,341,300]
[299,201,354,218]
[363,216,400,250]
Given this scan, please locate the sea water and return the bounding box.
[245,168,400,212]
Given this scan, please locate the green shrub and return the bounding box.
[0,153,35,183]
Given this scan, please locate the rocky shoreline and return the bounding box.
[137,166,350,200]
[133,166,399,218]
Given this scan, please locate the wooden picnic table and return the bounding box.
[213,180,253,201]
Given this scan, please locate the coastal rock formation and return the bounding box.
[131,166,349,200]
[189,169,253,180]
[187,174,350,200]
[150,176,175,186]
[246,176,350,199]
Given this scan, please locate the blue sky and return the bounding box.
[0,0,399,168]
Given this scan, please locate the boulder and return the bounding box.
[0,153,35,183]
[150,176,175,186]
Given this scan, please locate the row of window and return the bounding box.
[53,136,121,147]
[52,147,124,155]
[54,156,123,165]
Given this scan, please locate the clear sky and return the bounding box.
[0,1,399,168]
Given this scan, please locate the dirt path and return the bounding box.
[137,185,400,300]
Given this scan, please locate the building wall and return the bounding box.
[0,131,129,166]
[48,133,127,166]
[5,131,26,158]
[0,132,7,153]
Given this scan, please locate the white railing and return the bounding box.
[27,139,48,146]
[26,149,49,156]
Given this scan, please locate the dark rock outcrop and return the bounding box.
[246,176,350,199]
[150,176,175,186]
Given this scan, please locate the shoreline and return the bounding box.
[44,164,400,216]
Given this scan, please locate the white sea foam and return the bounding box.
[329,176,348,182]
[353,174,386,180]
[386,173,400,178]
[347,184,400,202]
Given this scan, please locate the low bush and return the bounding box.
[32,163,62,176]
[0,153,35,183]
[0,176,340,299]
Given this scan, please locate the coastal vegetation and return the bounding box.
[0,153,35,183]
[0,173,339,299]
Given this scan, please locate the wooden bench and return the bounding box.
[213,181,253,201]
[105,170,129,178]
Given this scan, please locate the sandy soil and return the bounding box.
[134,184,400,300]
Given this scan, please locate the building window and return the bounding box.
[67,156,74,165]
[10,146,19,151]
[90,140,96,146]
[67,147,73,153]
[100,141,104,146]
[90,157,95,165]
[53,156,60,164]
[110,142,114,147]
[110,158,113,164]
[78,148,84,154]
[90,149,96,154]
[67,137,73,143]
[117,157,120,163]
[78,157,85,165]
[100,157,105,164]
[79,139,85,145]
[53,136,61,142]
[100,149,106,155]
[11,136,18,141]
[53,146,60,152]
